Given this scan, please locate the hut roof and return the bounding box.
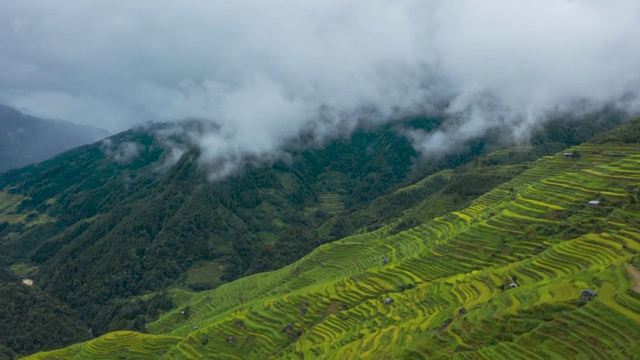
[582,289,596,296]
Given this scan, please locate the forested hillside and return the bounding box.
[0,117,463,341]
[0,110,628,358]
[25,118,640,359]
[0,267,89,359]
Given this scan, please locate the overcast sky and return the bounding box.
[2,0,640,174]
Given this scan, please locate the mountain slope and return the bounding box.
[0,105,109,173]
[0,267,89,359]
[26,123,640,359]
[0,110,628,357]
[2,118,482,337]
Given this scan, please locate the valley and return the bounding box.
[12,119,640,359]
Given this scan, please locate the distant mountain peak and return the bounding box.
[0,104,111,172]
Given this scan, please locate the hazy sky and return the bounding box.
[2,0,640,174]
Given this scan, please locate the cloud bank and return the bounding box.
[1,0,639,174]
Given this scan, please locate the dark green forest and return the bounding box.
[0,267,89,359]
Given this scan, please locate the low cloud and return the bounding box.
[2,0,640,176]
[101,139,140,164]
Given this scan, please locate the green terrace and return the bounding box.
[26,141,640,359]
[28,331,182,359]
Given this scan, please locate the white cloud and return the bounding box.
[1,0,639,175]
[101,139,141,164]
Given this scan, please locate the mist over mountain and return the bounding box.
[1,2,640,358]
[1,1,639,178]
[3,111,638,360]
[0,105,110,173]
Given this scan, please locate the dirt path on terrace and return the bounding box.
[627,265,640,293]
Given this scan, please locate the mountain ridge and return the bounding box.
[2,118,465,339]
[0,105,110,173]
[0,111,634,358]
[24,120,640,359]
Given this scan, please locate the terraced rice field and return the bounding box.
[318,193,345,214]
[304,192,345,216]
[0,191,52,231]
[27,143,640,359]
[0,191,28,223]
[185,261,226,289]
[27,331,182,359]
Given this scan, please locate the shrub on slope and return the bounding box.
[0,267,89,359]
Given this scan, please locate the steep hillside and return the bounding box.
[0,110,627,357]
[26,124,640,359]
[0,267,89,359]
[2,118,479,337]
[0,105,109,173]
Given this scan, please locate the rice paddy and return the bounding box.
[24,142,640,359]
